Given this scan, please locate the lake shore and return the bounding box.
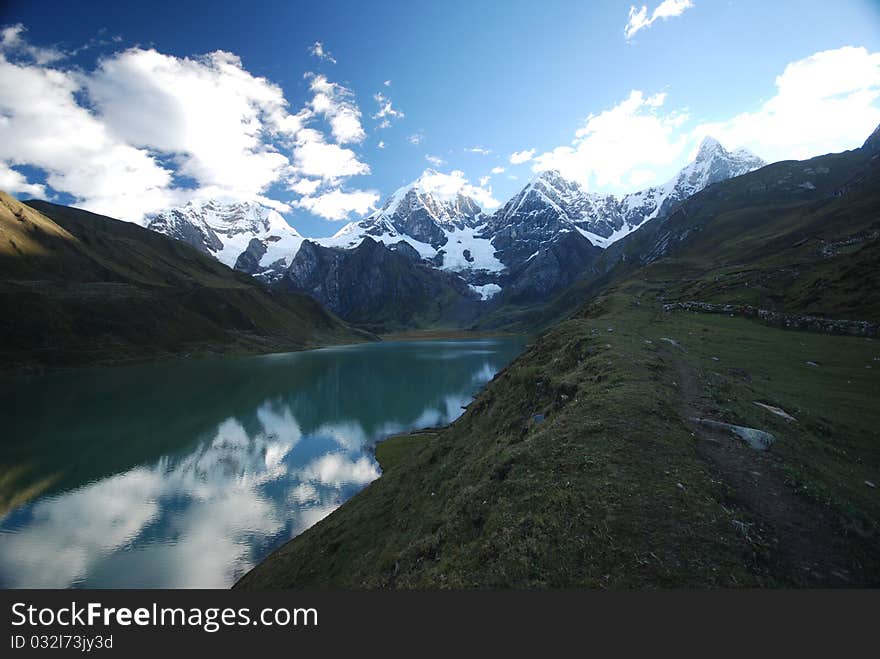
[380,328,523,342]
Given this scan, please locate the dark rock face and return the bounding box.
[277,238,479,331]
[387,240,422,263]
[359,178,484,251]
[146,208,224,255]
[863,122,880,153]
[234,238,268,274]
[501,231,603,304]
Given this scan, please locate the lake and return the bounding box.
[0,337,525,588]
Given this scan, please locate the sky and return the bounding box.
[1,0,879,237]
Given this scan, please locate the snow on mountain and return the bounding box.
[320,170,505,274]
[143,139,763,299]
[145,199,305,282]
[486,137,765,262]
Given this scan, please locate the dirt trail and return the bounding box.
[666,347,865,586]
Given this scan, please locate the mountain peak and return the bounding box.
[696,136,724,159]
[863,122,880,153]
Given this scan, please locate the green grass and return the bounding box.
[375,431,436,472]
[236,284,880,588]
[234,137,880,589]
[0,194,373,371]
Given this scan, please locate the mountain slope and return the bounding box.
[145,199,305,283]
[276,237,482,332]
[0,195,370,370]
[321,170,504,276]
[478,138,764,306]
[480,133,880,330]
[237,127,880,589]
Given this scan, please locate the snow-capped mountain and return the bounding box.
[145,200,305,282]
[485,137,766,266]
[144,138,764,306]
[320,170,505,275]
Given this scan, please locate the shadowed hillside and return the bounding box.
[0,194,372,371]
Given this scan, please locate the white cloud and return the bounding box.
[372,91,404,129]
[307,74,366,144]
[291,129,370,180]
[479,175,490,186]
[296,188,379,220]
[0,23,64,65]
[532,46,880,194]
[407,132,424,146]
[466,146,491,155]
[509,148,535,164]
[0,28,378,221]
[425,154,445,167]
[86,49,304,208]
[624,0,694,40]
[0,163,46,196]
[416,169,500,208]
[288,178,321,195]
[377,140,386,149]
[0,51,179,220]
[308,41,336,64]
[531,90,687,193]
[490,166,505,174]
[693,46,880,163]
[383,79,391,87]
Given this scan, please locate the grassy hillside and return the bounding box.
[237,137,880,589]
[238,285,879,588]
[0,194,372,370]
[478,137,880,332]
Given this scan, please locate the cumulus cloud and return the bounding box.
[308,41,336,64]
[509,148,535,164]
[416,169,500,208]
[624,0,694,40]
[0,27,378,222]
[532,90,688,192]
[307,73,366,144]
[466,146,491,155]
[0,163,46,196]
[490,166,505,174]
[478,175,490,186]
[377,140,386,149]
[86,49,304,206]
[693,46,880,163]
[295,187,379,220]
[407,132,424,146]
[0,51,179,219]
[0,23,64,65]
[425,154,445,167]
[372,91,404,128]
[288,178,321,195]
[291,128,370,181]
[532,47,880,194]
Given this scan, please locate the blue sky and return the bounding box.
[1,0,879,236]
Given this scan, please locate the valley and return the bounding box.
[1,113,878,589]
[236,128,880,587]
